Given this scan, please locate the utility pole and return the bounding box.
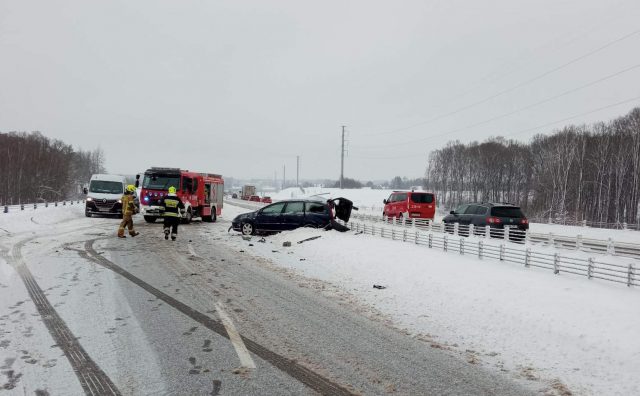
[296,156,300,187]
[340,126,346,189]
[282,165,286,190]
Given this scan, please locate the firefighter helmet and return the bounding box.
[126,184,136,193]
[168,186,177,194]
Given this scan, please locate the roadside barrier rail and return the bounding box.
[345,219,638,288]
[350,212,640,260]
[2,200,85,214]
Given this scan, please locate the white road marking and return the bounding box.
[187,244,199,257]
[215,302,256,369]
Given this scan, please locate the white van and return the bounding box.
[84,174,127,217]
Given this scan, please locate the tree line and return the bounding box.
[425,107,640,225]
[0,131,105,205]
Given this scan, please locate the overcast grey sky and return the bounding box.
[1,0,639,181]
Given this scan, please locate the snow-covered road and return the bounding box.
[0,204,537,395]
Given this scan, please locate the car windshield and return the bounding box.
[143,174,180,190]
[89,180,123,194]
[491,206,525,218]
[410,193,434,203]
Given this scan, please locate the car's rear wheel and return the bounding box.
[241,222,255,235]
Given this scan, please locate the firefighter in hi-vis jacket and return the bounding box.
[117,184,140,238]
[162,186,185,241]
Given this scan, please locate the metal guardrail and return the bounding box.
[350,213,640,260]
[343,219,638,288]
[2,200,84,213]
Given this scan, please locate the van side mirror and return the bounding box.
[83,187,88,195]
[383,199,387,204]
[135,174,140,188]
[449,210,455,215]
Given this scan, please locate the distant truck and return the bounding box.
[241,185,256,200]
[136,167,224,223]
[83,174,127,218]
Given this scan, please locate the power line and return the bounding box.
[362,27,640,137]
[353,62,640,149]
[349,96,640,160]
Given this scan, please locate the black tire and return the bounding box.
[85,211,92,218]
[241,222,255,235]
[144,216,156,223]
[211,208,217,222]
[182,208,193,224]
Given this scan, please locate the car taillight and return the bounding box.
[486,216,502,224]
[521,218,529,224]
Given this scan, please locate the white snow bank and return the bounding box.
[219,204,640,396]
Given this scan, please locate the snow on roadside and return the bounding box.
[219,203,640,396]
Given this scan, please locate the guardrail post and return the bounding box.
[428,233,432,248]
[3,205,8,213]
[607,238,615,255]
[411,218,416,228]
[415,230,419,244]
[553,253,560,274]
[392,217,396,227]
[525,248,530,267]
[548,232,554,246]
[402,216,406,228]
[499,244,505,261]
[70,200,73,205]
[427,220,432,232]
[576,234,583,249]
[524,230,530,245]
[504,227,510,241]
[485,225,490,239]
[623,222,628,230]
[582,219,587,227]
[33,203,36,209]
[45,202,48,208]
[627,264,634,287]
[460,238,465,255]
[478,240,483,259]
[20,203,24,210]
[468,224,474,237]
[403,229,407,242]
[587,258,594,279]
[443,234,447,251]
[453,222,459,236]
[391,228,395,240]
[55,201,58,207]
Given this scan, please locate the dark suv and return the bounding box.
[443,203,529,237]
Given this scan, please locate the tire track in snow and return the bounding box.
[82,239,355,396]
[8,237,122,396]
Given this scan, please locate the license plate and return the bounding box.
[505,225,518,229]
[99,208,110,212]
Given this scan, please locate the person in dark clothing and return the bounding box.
[162,186,185,241]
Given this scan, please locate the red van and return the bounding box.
[383,191,436,219]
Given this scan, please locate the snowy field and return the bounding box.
[221,203,640,396]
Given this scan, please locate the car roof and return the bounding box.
[274,198,326,203]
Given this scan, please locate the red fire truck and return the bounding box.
[135,167,224,223]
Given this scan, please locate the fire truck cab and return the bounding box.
[136,167,224,224]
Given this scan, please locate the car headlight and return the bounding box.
[86,197,93,201]
[117,199,122,203]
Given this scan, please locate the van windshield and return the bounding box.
[410,193,434,204]
[89,180,123,194]
[143,174,180,190]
